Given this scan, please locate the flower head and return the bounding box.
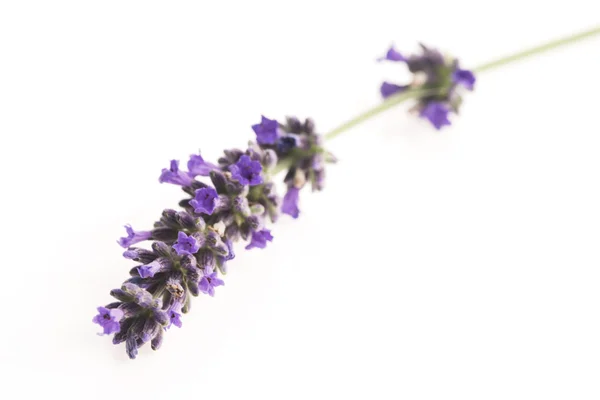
[378,43,475,129]
[198,267,224,297]
[117,224,152,248]
[173,231,200,256]
[229,155,263,186]
[92,306,124,335]
[252,115,280,145]
[420,102,451,130]
[245,229,273,250]
[159,160,194,186]
[190,187,218,215]
[282,187,300,218]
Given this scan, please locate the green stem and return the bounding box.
[474,26,600,73]
[272,25,600,174]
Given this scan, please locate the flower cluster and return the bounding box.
[251,115,337,218]
[94,115,334,359]
[379,43,476,129]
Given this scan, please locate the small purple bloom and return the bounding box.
[123,249,138,259]
[282,187,300,218]
[167,302,182,329]
[173,231,200,256]
[380,82,408,98]
[189,187,218,215]
[252,115,279,145]
[117,225,152,248]
[277,135,298,153]
[187,154,217,177]
[137,260,162,278]
[245,229,273,250]
[159,160,194,186]
[198,267,224,297]
[420,102,451,130]
[378,45,407,62]
[92,306,124,335]
[452,68,476,90]
[229,155,263,186]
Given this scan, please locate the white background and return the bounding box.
[1,1,599,399]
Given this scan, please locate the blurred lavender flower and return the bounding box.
[378,43,476,129]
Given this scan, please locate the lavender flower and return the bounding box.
[453,68,476,90]
[190,187,218,215]
[245,229,273,250]
[282,187,300,218]
[229,155,263,186]
[159,160,194,186]
[173,231,200,256]
[96,114,331,358]
[378,43,475,129]
[137,260,162,278]
[118,225,152,248]
[420,102,451,130]
[93,307,124,335]
[188,154,217,177]
[378,45,407,62]
[167,302,183,329]
[199,267,224,297]
[252,115,280,145]
[381,82,408,98]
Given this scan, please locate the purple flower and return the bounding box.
[189,187,218,215]
[187,154,217,177]
[277,135,298,153]
[378,45,407,62]
[420,102,451,130]
[229,155,263,186]
[245,229,273,250]
[117,225,152,248]
[380,82,408,98]
[198,267,224,297]
[123,249,138,259]
[137,260,162,278]
[282,187,300,218]
[159,160,194,186]
[173,231,200,256]
[92,306,124,335]
[252,115,280,145]
[167,302,182,329]
[452,68,476,90]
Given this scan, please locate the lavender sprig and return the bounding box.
[95,26,600,359]
[94,117,335,359]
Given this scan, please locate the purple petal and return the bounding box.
[380,82,408,99]
[378,45,407,62]
[452,68,476,90]
[282,187,300,218]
